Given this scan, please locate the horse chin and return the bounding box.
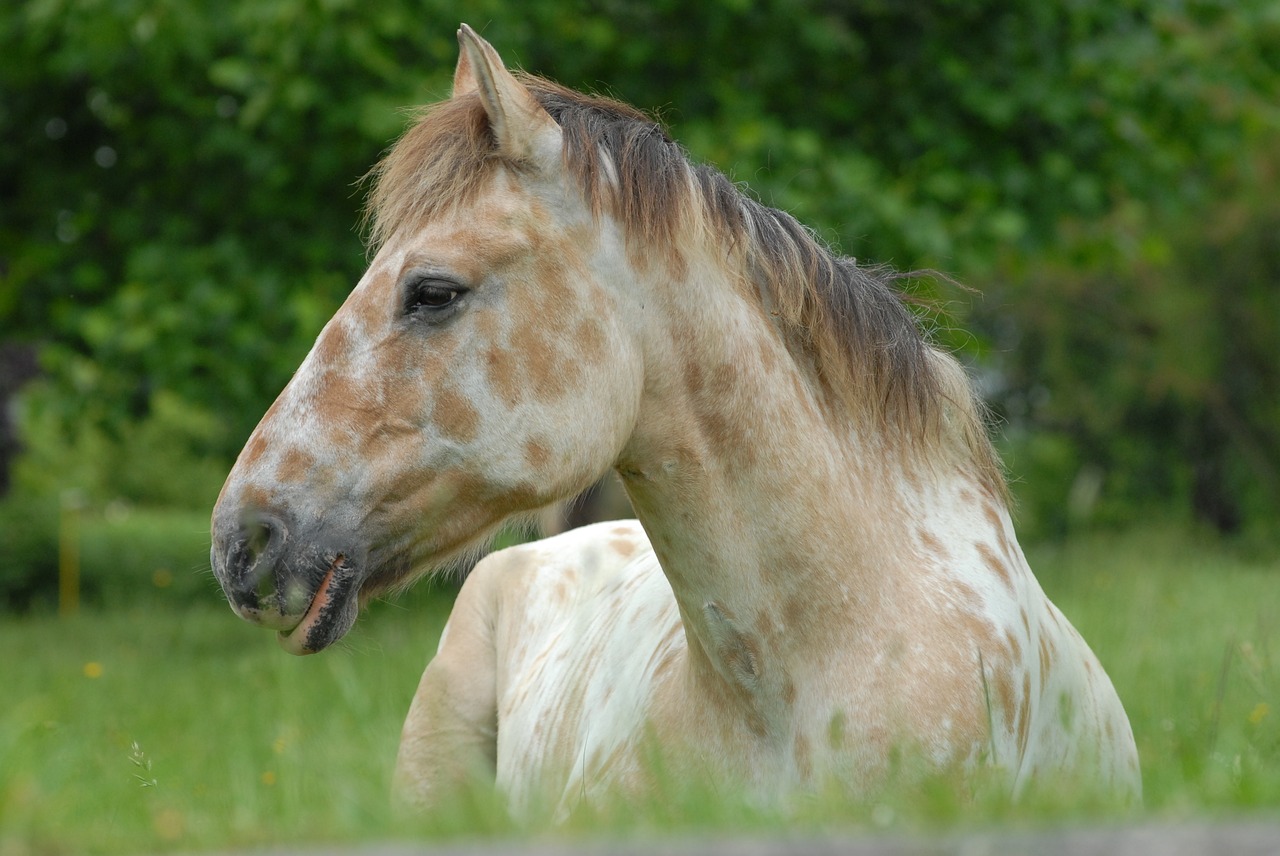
[276,559,361,656]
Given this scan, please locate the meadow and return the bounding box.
[1,514,1276,854]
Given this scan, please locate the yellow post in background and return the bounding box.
[59,489,83,617]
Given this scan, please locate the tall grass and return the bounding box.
[0,524,1276,853]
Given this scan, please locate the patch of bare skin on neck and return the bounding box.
[703,601,760,690]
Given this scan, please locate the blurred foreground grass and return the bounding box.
[0,518,1276,853]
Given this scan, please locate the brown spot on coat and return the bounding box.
[1005,628,1022,661]
[380,460,437,509]
[484,345,523,406]
[700,411,734,447]
[918,529,950,560]
[982,502,1003,535]
[947,578,983,611]
[575,318,607,361]
[962,613,1002,658]
[977,542,1014,592]
[782,596,806,630]
[431,387,480,443]
[275,447,315,484]
[315,321,351,366]
[311,372,365,437]
[757,338,780,373]
[240,433,269,469]
[523,438,551,471]
[515,329,573,401]
[240,484,271,513]
[609,538,637,557]
[984,501,1019,561]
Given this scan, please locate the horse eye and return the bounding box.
[404,279,465,316]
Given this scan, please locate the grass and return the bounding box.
[0,520,1276,854]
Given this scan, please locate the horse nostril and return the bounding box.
[224,512,288,609]
[246,518,274,563]
[243,518,278,596]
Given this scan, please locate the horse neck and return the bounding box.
[615,254,966,731]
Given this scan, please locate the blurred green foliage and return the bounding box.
[0,502,213,612]
[1,0,1278,536]
[990,184,1280,538]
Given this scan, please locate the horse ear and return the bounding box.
[454,24,557,161]
[451,32,479,98]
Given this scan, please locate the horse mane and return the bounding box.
[364,76,1004,496]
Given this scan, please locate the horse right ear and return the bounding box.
[453,24,558,163]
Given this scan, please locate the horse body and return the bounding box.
[209,25,1140,815]
[396,461,1138,818]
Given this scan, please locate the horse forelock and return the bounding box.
[362,93,504,250]
[363,74,1004,497]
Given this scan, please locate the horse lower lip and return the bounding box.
[278,564,340,655]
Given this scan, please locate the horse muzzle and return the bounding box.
[211,509,363,655]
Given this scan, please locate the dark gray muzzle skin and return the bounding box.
[210,507,363,654]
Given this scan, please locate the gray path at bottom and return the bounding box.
[205,822,1280,856]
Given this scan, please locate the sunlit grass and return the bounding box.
[0,594,446,852]
[0,524,1276,853]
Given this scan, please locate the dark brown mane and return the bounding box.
[364,76,1003,493]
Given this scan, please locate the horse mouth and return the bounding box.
[277,555,359,656]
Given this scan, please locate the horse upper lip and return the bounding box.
[229,595,305,631]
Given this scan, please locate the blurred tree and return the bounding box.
[986,158,1280,537]
[0,0,455,474]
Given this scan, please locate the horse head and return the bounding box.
[210,27,645,653]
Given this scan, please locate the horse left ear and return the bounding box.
[454,24,557,162]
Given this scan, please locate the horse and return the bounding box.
[209,24,1141,818]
